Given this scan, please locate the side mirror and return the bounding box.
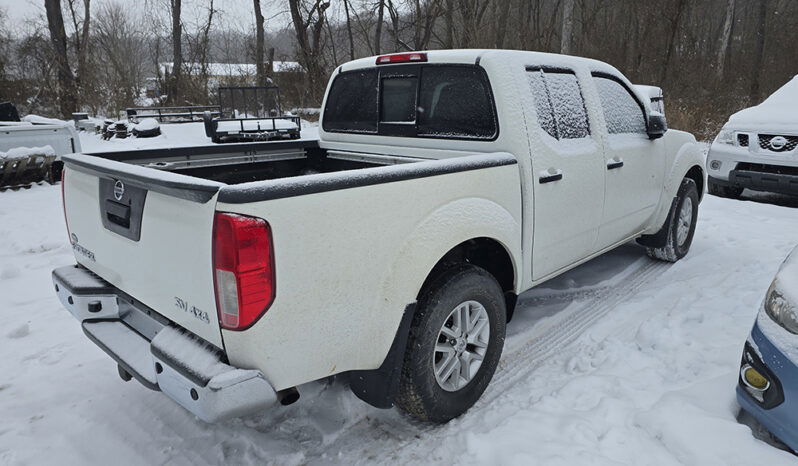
[647,113,667,140]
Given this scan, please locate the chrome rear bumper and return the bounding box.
[52,264,277,422]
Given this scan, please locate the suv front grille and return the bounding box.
[738,133,749,147]
[758,134,798,153]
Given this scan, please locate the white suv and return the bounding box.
[708,76,798,198]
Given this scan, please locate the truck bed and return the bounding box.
[61,139,517,349]
[80,140,403,185]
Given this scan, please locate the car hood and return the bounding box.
[726,75,798,132]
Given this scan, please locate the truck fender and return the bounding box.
[349,197,520,408]
[643,135,705,240]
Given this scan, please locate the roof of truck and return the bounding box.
[337,49,621,76]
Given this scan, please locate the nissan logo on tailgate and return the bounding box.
[113,180,125,201]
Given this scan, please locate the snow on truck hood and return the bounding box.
[726,75,798,130]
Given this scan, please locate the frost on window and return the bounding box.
[322,69,378,133]
[546,73,589,139]
[527,69,589,140]
[527,71,557,139]
[594,77,647,134]
[417,66,496,139]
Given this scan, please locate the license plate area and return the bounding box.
[99,177,147,241]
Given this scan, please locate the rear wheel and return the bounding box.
[646,178,699,262]
[395,265,506,423]
[708,179,743,199]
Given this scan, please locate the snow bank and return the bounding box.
[727,75,798,129]
[0,145,55,161]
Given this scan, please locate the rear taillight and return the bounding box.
[375,52,428,65]
[213,212,275,330]
[61,168,71,240]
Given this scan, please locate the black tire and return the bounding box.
[708,179,743,199]
[646,178,699,262]
[395,264,506,423]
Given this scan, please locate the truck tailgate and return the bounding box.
[62,154,225,348]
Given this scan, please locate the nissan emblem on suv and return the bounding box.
[113,180,125,201]
[770,136,788,151]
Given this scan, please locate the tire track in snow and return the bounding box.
[482,259,667,405]
[312,258,670,464]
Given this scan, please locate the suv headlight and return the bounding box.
[716,129,735,145]
[764,281,798,334]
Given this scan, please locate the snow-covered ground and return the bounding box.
[1,130,798,464]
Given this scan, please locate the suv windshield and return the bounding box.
[323,64,498,140]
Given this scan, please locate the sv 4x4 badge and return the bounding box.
[174,296,210,324]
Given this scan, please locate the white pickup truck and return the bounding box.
[53,50,705,423]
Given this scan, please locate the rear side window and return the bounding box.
[593,76,646,134]
[323,69,378,133]
[527,69,589,140]
[322,65,497,140]
[417,67,496,139]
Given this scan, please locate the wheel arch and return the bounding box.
[418,237,519,322]
[349,198,521,409]
[684,164,705,202]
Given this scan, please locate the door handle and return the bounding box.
[607,158,624,170]
[539,169,563,184]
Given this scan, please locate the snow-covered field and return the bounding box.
[2,127,798,464]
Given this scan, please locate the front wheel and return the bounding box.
[395,265,506,423]
[646,178,699,262]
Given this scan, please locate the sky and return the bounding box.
[0,0,292,35]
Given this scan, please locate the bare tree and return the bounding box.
[168,0,183,104]
[288,0,331,104]
[374,0,385,54]
[343,0,356,60]
[560,0,575,54]
[44,0,78,117]
[458,0,490,47]
[716,0,735,77]
[749,0,768,103]
[254,0,268,85]
[65,0,91,96]
[93,3,147,115]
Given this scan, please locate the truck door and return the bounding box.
[591,74,665,248]
[526,68,606,280]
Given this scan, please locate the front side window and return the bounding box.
[593,76,647,134]
[323,65,497,140]
[527,68,590,140]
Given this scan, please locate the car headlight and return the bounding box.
[764,281,798,334]
[716,129,735,145]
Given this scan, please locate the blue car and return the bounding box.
[738,246,798,451]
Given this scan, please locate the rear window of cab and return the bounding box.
[322,65,498,140]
